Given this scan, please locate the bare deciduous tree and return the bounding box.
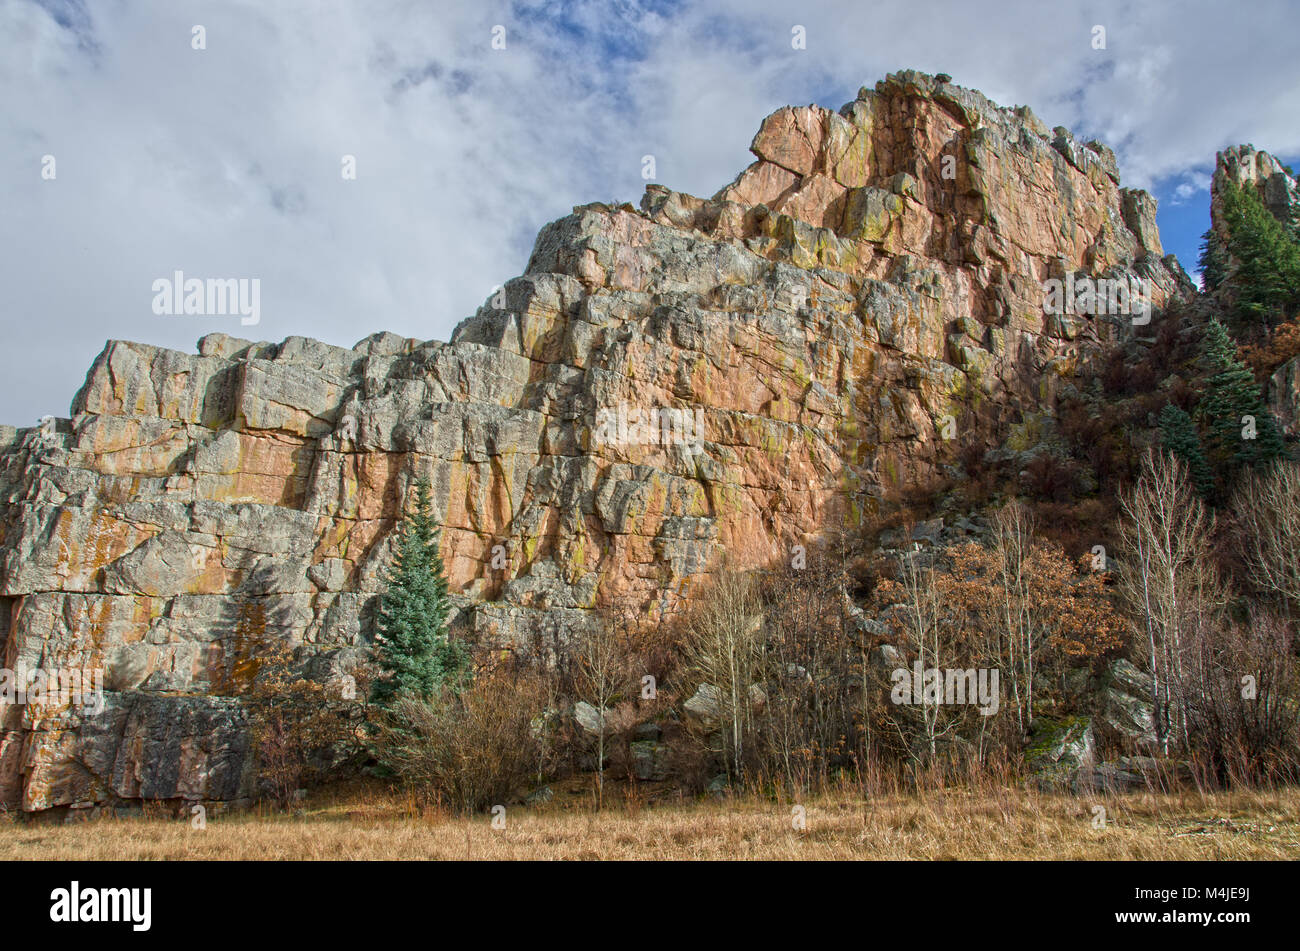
[1178,612,1300,785]
[680,571,765,784]
[1117,450,1224,754]
[576,608,635,809]
[886,548,963,761]
[245,644,371,810]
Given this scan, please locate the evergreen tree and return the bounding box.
[1197,226,1227,293]
[1195,319,1287,495]
[1211,179,1300,327]
[369,479,465,707]
[1158,403,1213,500]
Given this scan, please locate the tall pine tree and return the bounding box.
[1197,225,1228,293]
[1195,319,1287,496]
[369,479,465,707]
[1158,403,1214,501]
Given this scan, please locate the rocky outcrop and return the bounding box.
[1027,659,1165,792]
[1212,144,1298,227]
[0,70,1188,811]
[1026,717,1096,787]
[1269,356,1300,437]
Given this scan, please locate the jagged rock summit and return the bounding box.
[0,70,1190,812]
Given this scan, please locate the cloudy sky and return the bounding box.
[2,0,1299,425]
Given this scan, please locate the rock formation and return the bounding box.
[1212,144,1300,436]
[1212,144,1298,228]
[0,70,1191,812]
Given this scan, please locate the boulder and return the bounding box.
[573,701,610,737]
[683,684,723,728]
[1099,659,1158,749]
[1026,716,1095,787]
[630,741,670,781]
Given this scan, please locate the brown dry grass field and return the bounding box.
[2,778,1299,860]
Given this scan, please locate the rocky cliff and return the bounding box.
[0,70,1190,812]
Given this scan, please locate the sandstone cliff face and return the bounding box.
[0,71,1187,812]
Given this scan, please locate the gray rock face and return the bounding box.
[1099,659,1158,750]
[1028,717,1096,778]
[1029,660,1164,790]
[4,693,251,810]
[630,740,670,781]
[0,70,1186,810]
[1027,715,1118,792]
[1269,357,1300,438]
[683,684,723,729]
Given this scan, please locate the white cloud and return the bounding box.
[2,0,1299,423]
[1170,173,1211,205]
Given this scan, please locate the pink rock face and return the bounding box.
[750,105,832,177]
[716,161,800,210]
[0,70,1191,811]
[773,173,849,230]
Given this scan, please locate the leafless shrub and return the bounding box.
[374,670,555,814]
[1231,461,1300,620]
[757,544,865,798]
[245,645,371,810]
[1179,613,1300,786]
